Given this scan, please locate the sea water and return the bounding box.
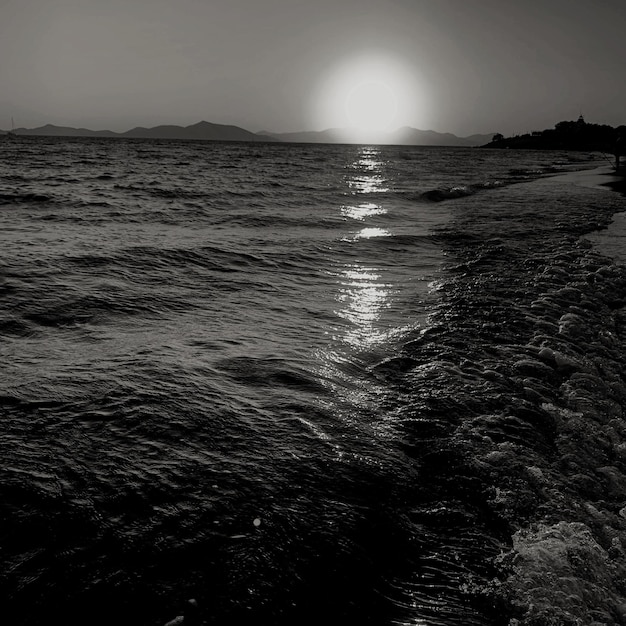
[2,137,626,625]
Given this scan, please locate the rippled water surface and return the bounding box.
[2,137,626,625]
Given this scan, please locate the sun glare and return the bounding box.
[345,81,398,132]
[310,51,423,143]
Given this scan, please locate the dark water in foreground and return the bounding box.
[2,138,626,625]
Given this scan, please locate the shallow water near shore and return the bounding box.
[2,138,626,625]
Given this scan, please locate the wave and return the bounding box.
[66,244,279,275]
[204,213,343,230]
[0,316,35,337]
[421,181,505,202]
[418,160,600,204]
[0,192,53,204]
[215,356,326,392]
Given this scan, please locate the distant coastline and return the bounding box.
[1,120,493,147]
[8,117,623,150]
[483,116,625,153]
[0,120,274,144]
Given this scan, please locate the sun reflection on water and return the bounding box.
[346,147,389,194]
[348,175,389,194]
[355,227,390,239]
[340,202,386,221]
[335,264,392,347]
[334,147,395,349]
[310,147,408,449]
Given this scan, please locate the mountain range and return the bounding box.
[2,120,493,146]
[259,127,493,146]
[5,121,273,143]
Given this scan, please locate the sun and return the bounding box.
[345,81,398,133]
[310,51,423,143]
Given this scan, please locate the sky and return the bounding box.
[1,0,624,137]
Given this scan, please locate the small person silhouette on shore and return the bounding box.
[615,128,626,171]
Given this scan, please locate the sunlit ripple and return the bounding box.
[341,226,392,242]
[355,227,390,239]
[346,147,389,193]
[341,202,387,221]
[354,156,384,170]
[335,264,392,347]
[348,175,389,194]
[333,147,396,349]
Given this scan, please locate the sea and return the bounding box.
[2,137,626,626]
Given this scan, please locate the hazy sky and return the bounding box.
[1,0,624,136]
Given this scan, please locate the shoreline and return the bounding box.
[602,174,626,195]
[585,166,626,264]
[550,164,626,264]
[414,167,626,624]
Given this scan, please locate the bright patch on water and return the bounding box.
[341,202,387,220]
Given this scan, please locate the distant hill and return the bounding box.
[3,120,493,146]
[260,127,494,146]
[482,117,626,151]
[257,128,346,143]
[388,127,494,147]
[10,124,118,137]
[121,120,276,142]
[7,121,278,143]
[464,132,499,146]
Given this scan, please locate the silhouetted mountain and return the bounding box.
[6,121,278,142]
[122,120,275,142]
[258,128,347,143]
[12,124,118,137]
[5,121,494,146]
[387,127,494,146]
[260,127,494,146]
[464,132,498,146]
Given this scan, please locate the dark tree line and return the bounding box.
[486,117,626,152]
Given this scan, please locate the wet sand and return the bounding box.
[583,166,626,264]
